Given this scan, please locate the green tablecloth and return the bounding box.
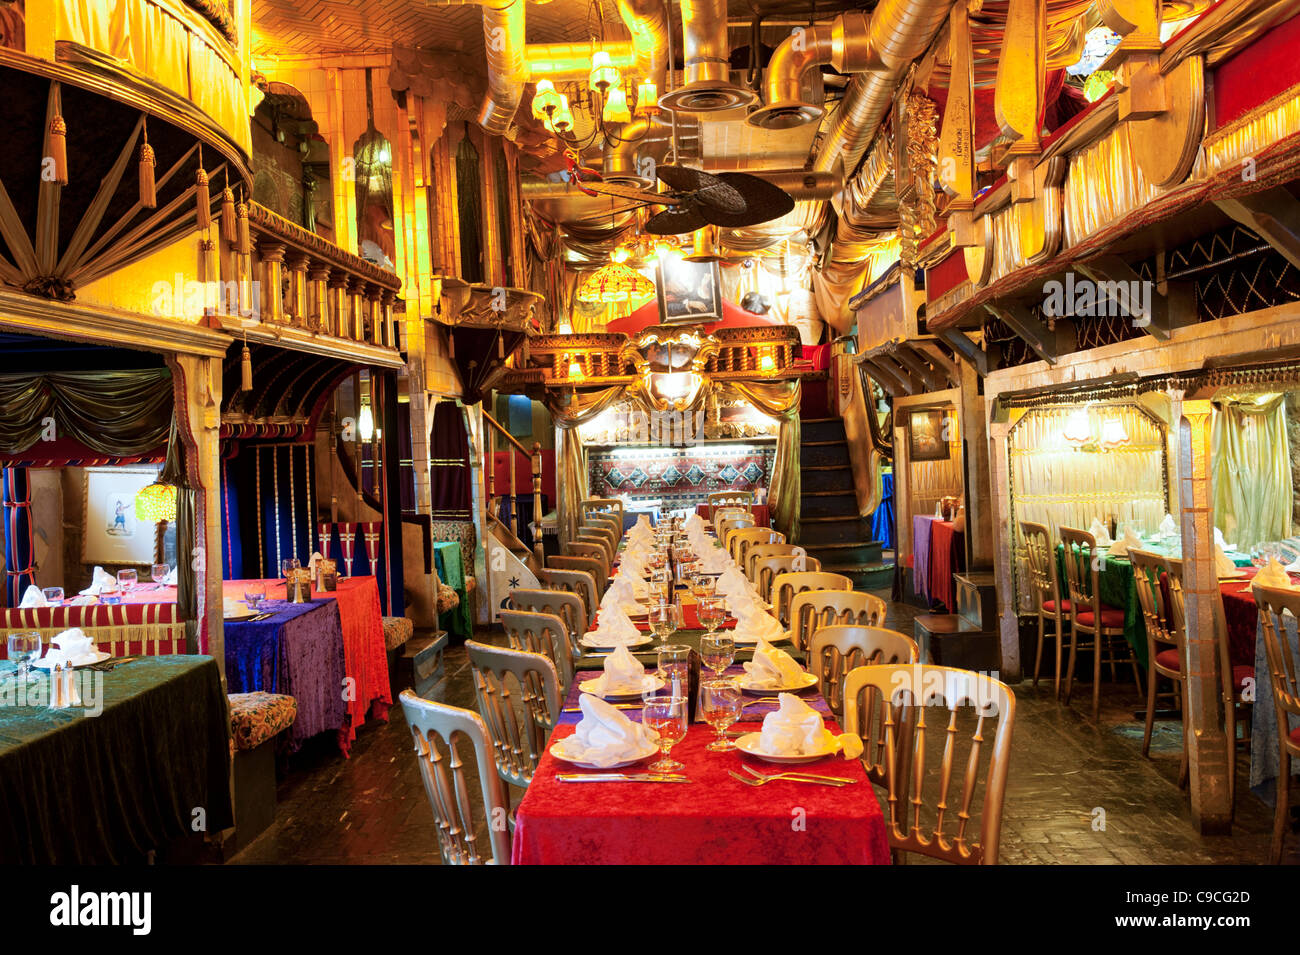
[434,541,472,642]
[0,655,232,863]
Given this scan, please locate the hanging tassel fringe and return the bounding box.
[195,167,211,231]
[221,187,236,244]
[236,200,251,255]
[240,341,253,392]
[47,114,68,186]
[138,122,156,208]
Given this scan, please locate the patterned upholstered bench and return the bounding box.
[227,692,297,853]
[382,616,414,652]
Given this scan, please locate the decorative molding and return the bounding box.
[247,202,401,291]
[182,0,238,45]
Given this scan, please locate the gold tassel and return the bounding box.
[221,186,236,244]
[241,339,253,392]
[236,200,251,255]
[196,167,211,231]
[138,121,156,208]
[47,114,68,186]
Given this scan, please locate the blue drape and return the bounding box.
[870,471,895,550]
[220,444,316,579]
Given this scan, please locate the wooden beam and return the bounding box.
[859,355,910,396]
[892,345,947,392]
[879,354,923,395]
[984,302,1057,364]
[914,339,962,384]
[1215,187,1300,272]
[937,327,990,376]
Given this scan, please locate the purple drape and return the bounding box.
[3,467,35,607]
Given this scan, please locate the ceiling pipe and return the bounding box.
[521,168,837,201]
[603,117,656,185]
[615,0,670,94]
[659,0,758,113]
[748,13,871,131]
[478,0,527,136]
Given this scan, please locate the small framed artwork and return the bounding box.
[656,257,722,324]
[908,409,950,461]
[82,466,161,566]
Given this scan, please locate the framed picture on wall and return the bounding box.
[656,257,722,324]
[908,409,950,461]
[82,467,161,566]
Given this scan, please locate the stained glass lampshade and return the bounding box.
[575,263,654,303]
[134,481,177,523]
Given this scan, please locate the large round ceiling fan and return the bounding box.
[575,163,795,235]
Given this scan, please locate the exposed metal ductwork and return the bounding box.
[520,168,837,201]
[616,0,671,94]
[659,0,758,113]
[478,0,527,136]
[748,13,871,131]
[603,118,656,186]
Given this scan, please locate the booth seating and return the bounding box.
[227,692,298,852]
[912,571,1000,670]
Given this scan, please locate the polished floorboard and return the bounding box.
[229,592,1295,865]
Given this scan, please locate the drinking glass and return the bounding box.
[649,602,679,646]
[42,587,64,607]
[7,631,41,684]
[699,596,727,637]
[244,583,267,610]
[700,631,734,676]
[700,679,743,752]
[281,558,301,578]
[657,644,691,697]
[650,567,672,603]
[642,696,688,773]
[151,563,169,588]
[116,569,137,593]
[695,574,717,598]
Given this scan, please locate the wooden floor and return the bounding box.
[230,592,1297,865]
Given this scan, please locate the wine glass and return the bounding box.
[151,563,169,589]
[7,631,41,684]
[116,569,137,593]
[42,587,64,607]
[650,567,672,604]
[696,574,717,599]
[244,582,267,611]
[642,696,688,773]
[700,631,734,677]
[699,596,727,638]
[657,644,691,697]
[649,602,679,646]
[281,558,301,579]
[700,679,743,752]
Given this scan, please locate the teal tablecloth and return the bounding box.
[0,655,232,863]
[434,541,472,642]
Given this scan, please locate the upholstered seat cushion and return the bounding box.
[228,692,297,752]
[1155,650,1252,693]
[1155,648,1181,671]
[435,582,460,614]
[382,615,414,651]
[1073,606,1126,629]
[1041,599,1071,613]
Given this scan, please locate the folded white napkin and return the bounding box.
[1214,527,1237,552]
[307,551,324,577]
[560,693,658,767]
[1088,519,1112,546]
[757,693,864,758]
[1253,556,1294,590]
[600,581,647,619]
[742,637,806,688]
[717,567,751,598]
[699,549,731,573]
[1159,513,1178,537]
[733,603,783,644]
[163,566,178,586]
[1215,543,1239,577]
[592,645,647,696]
[42,628,97,668]
[1107,527,1143,558]
[79,566,117,596]
[588,606,641,645]
[18,585,48,608]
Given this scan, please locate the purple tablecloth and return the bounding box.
[224,599,347,751]
[913,514,937,601]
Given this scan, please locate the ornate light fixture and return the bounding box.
[620,327,719,412]
[1100,417,1130,449]
[575,262,654,303]
[134,481,177,523]
[603,86,632,123]
[549,94,575,133]
[589,51,620,93]
[532,79,563,121]
[635,80,659,115]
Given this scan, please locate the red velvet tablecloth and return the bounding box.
[696,504,770,527]
[511,721,890,865]
[1220,570,1272,668]
[929,520,965,612]
[0,599,183,656]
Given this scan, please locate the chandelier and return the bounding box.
[575,263,654,304]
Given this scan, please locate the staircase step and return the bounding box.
[820,561,895,590]
[800,443,850,467]
[798,515,869,545]
[802,539,885,565]
[799,490,858,516]
[801,417,848,444]
[802,467,855,493]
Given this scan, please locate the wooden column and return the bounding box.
[531,440,544,566]
[286,253,311,327]
[258,242,286,324]
[1177,395,1233,833]
[380,289,397,349]
[958,360,994,570]
[308,264,332,334]
[346,276,365,341]
[987,414,1022,681]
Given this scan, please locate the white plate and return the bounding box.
[736,671,819,695]
[549,736,659,769]
[580,633,653,650]
[734,732,841,764]
[32,650,111,670]
[578,674,666,699]
[732,630,790,645]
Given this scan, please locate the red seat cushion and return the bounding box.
[1288,725,1300,747]
[1041,599,1071,613]
[1074,606,1126,629]
[1155,648,1181,671]
[1233,665,1253,692]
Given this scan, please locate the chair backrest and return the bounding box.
[709,491,754,511]
[565,541,609,579]
[579,523,617,551]
[1129,548,1181,670]
[843,664,1016,865]
[1254,585,1300,757]
[548,555,606,597]
[788,589,887,651]
[717,517,755,544]
[575,531,615,563]
[1019,519,1060,612]
[399,690,511,865]
[810,624,918,717]
[581,497,624,530]
[713,507,751,536]
[509,587,586,648]
[538,568,598,628]
[746,542,800,581]
[466,641,559,789]
[587,512,622,537]
[753,554,823,601]
[1058,526,1101,622]
[771,570,846,625]
[727,527,778,566]
[499,609,575,690]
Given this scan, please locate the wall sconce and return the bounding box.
[1062,407,1092,445]
[358,402,375,441]
[1100,417,1130,449]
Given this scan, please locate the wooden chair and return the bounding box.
[509,588,586,666]
[576,529,615,564]
[1059,526,1141,721]
[746,542,800,581]
[771,570,849,627]
[579,523,617,551]
[717,516,755,545]
[713,507,752,537]
[1130,549,1188,784]
[809,625,918,718]
[538,568,598,629]
[581,497,624,531]
[726,527,778,567]
[753,554,822,602]
[587,512,622,538]
[564,541,609,582]
[1252,585,1300,863]
[548,555,606,598]
[499,609,575,691]
[1021,519,1070,695]
[843,664,1016,865]
[399,690,511,865]
[466,641,559,791]
[788,589,887,651]
[709,490,754,512]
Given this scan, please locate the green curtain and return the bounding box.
[160,420,199,646]
[1212,394,1293,548]
[727,379,802,541]
[0,369,172,455]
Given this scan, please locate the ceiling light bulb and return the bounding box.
[603,86,632,123]
[589,50,620,92]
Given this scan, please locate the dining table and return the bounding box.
[695,503,770,527]
[913,514,964,611]
[0,655,232,864]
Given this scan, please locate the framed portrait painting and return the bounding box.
[908,409,950,461]
[655,257,722,324]
[82,467,160,566]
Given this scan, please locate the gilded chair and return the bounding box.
[1021,519,1070,695]
[581,497,624,532]
[576,529,615,564]
[537,569,598,629]
[509,588,586,665]
[713,506,751,537]
[809,625,918,718]
[843,664,1016,865]
[753,554,823,602]
[788,589,887,651]
[399,690,511,865]
[1253,584,1300,863]
[770,570,849,627]
[746,542,800,581]
[564,541,609,582]
[727,527,779,567]
[1130,549,1188,783]
[1059,525,1141,721]
[499,609,575,691]
[548,555,606,598]
[717,516,755,545]
[466,641,559,790]
[709,490,754,512]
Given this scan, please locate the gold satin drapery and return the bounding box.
[726,379,801,541]
[547,387,629,547]
[1212,394,1294,548]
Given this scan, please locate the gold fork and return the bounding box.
[743,765,858,785]
[726,770,846,788]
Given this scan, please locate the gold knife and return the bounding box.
[556,773,691,783]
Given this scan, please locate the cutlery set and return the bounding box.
[727,765,857,787]
[86,656,134,672]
